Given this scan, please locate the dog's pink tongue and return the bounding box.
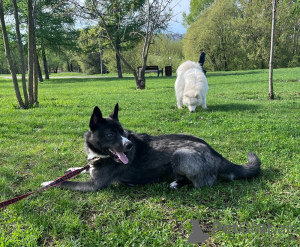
[116,152,128,164]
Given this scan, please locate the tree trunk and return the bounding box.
[210,54,218,71]
[33,40,38,103]
[269,0,277,100]
[137,67,146,90]
[12,0,29,108]
[0,1,26,108]
[115,35,123,78]
[137,31,152,90]
[96,7,140,89]
[33,52,39,104]
[37,58,43,82]
[27,0,34,105]
[41,44,49,79]
[116,53,123,78]
[224,55,228,71]
[32,3,38,104]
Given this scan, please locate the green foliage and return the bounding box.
[183,0,239,71]
[97,34,184,74]
[274,0,300,68]
[237,0,273,70]
[80,0,145,75]
[147,35,184,72]
[182,0,215,26]
[0,23,22,74]
[34,0,80,73]
[1,0,299,76]
[0,0,80,75]
[183,0,300,71]
[0,67,299,245]
[77,27,110,74]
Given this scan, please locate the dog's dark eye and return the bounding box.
[107,133,114,138]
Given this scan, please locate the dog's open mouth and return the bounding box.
[107,149,128,164]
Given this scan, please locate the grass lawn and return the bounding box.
[0,68,299,246]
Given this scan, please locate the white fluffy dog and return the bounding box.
[175,60,209,112]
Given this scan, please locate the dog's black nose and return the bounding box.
[124,141,133,151]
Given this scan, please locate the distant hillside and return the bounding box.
[164,33,185,40]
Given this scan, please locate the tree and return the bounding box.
[273,0,299,68]
[77,0,173,89]
[148,34,183,72]
[0,0,40,108]
[0,0,27,108]
[103,0,144,78]
[182,0,214,27]
[183,0,239,71]
[183,0,299,71]
[77,0,144,77]
[79,0,145,84]
[27,0,38,105]
[12,0,28,107]
[133,0,173,89]
[34,0,78,80]
[269,0,278,100]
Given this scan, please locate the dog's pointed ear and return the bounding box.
[109,103,119,121]
[89,106,104,130]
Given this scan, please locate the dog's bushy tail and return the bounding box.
[219,152,261,180]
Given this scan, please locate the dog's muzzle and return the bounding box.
[122,137,133,152]
[107,137,133,164]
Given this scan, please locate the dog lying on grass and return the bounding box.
[42,104,260,191]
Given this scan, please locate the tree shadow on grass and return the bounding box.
[207,70,265,78]
[43,77,126,84]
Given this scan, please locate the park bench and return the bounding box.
[137,66,163,77]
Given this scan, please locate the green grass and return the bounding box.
[0,68,299,246]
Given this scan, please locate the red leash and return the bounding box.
[0,165,90,209]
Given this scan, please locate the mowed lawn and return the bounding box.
[0,68,299,246]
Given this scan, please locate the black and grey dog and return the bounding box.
[42,103,260,191]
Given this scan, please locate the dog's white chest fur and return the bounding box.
[86,147,109,161]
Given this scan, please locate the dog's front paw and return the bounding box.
[170,181,179,189]
[66,167,81,173]
[41,181,54,187]
[177,102,183,109]
[170,180,189,189]
[65,167,83,173]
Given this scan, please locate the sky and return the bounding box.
[169,0,190,34]
[73,0,190,35]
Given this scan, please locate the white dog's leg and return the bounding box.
[202,95,207,109]
[175,76,184,109]
[177,101,183,109]
[176,91,184,109]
